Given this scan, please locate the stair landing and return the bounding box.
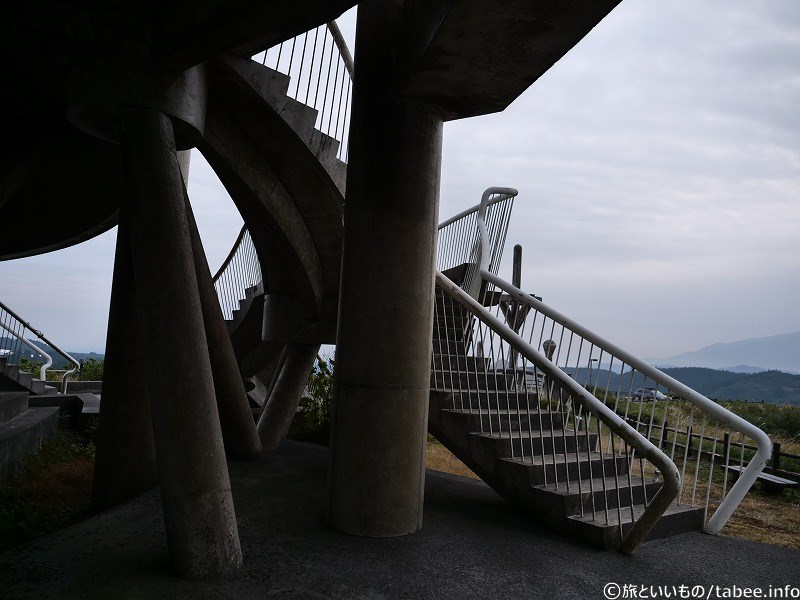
[0,391,59,483]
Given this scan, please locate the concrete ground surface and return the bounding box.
[1,440,797,599]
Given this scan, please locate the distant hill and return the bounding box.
[569,365,800,406]
[661,331,800,374]
[0,337,103,369]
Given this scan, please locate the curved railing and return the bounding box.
[0,299,79,393]
[214,19,354,320]
[253,21,354,162]
[212,226,262,321]
[437,187,517,299]
[478,271,771,534]
[434,271,681,553]
[432,187,771,549]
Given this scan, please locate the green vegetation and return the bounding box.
[662,367,800,406]
[288,355,334,445]
[80,358,104,381]
[0,415,96,552]
[14,357,104,381]
[571,366,800,406]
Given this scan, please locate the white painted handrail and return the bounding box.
[479,269,772,533]
[435,271,681,552]
[0,299,79,393]
[431,184,772,552]
[0,321,52,379]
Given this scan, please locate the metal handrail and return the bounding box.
[437,187,517,302]
[0,299,80,393]
[0,321,52,379]
[212,226,263,321]
[435,271,681,553]
[326,21,354,78]
[437,189,518,230]
[255,19,354,162]
[212,225,248,282]
[433,188,772,550]
[480,270,772,534]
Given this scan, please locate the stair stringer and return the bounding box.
[203,56,345,351]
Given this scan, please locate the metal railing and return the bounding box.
[212,226,263,321]
[0,299,79,393]
[437,187,516,300]
[214,19,354,324]
[434,271,680,553]
[431,187,771,550]
[253,21,354,162]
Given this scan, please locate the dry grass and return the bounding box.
[721,488,800,550]
[425,436,479,479]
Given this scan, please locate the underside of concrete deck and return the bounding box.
[1,441,797,598]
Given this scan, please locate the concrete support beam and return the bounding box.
[398,0,623,120]
[184,191,262,460]
[119,106,242,578]
[155,0,357,72]
[256,343,320,450]
[91,211,157,511]
[327,0,443,537]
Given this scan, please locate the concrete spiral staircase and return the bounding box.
[205,49,708,551]
[201,53,347,395]
[2,1,736,554]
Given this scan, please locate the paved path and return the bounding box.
[1,441,797,598]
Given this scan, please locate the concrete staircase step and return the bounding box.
[431,371,526,392]
[30,378,58,395]
[433,390,540,410]
[0,398,59,484]
[498,453,630,486]
[440,408,564,432]
[471,428,600,457]
[0,390,29,423]
[539,475,664,514]
[566,502,705,550]
[432,353,489,372]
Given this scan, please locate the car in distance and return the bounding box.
[632,387,668,401]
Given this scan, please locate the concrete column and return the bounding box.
[184,191,263,460]
[256,343,320,450]
[119,106,242,578]
[91,208,157,510]
[327,1,444,537]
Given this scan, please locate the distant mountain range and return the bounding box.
[656,331,800,375]
[0,337,103,369]
[566,365,800,406]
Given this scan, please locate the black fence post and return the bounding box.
[772,441,782,473]
[722,432,730,466]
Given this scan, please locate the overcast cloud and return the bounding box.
[0,0,797,358]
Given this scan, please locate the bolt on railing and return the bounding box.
[212,226,263,321]
[252,21,354,163]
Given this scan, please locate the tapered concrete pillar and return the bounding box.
[327,1,443,536]
[184,192,263,460]
[256,343,320,450]
[92,210,157,510]
[119,107,242,578]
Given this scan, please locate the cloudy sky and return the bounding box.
[1,0,798,359]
